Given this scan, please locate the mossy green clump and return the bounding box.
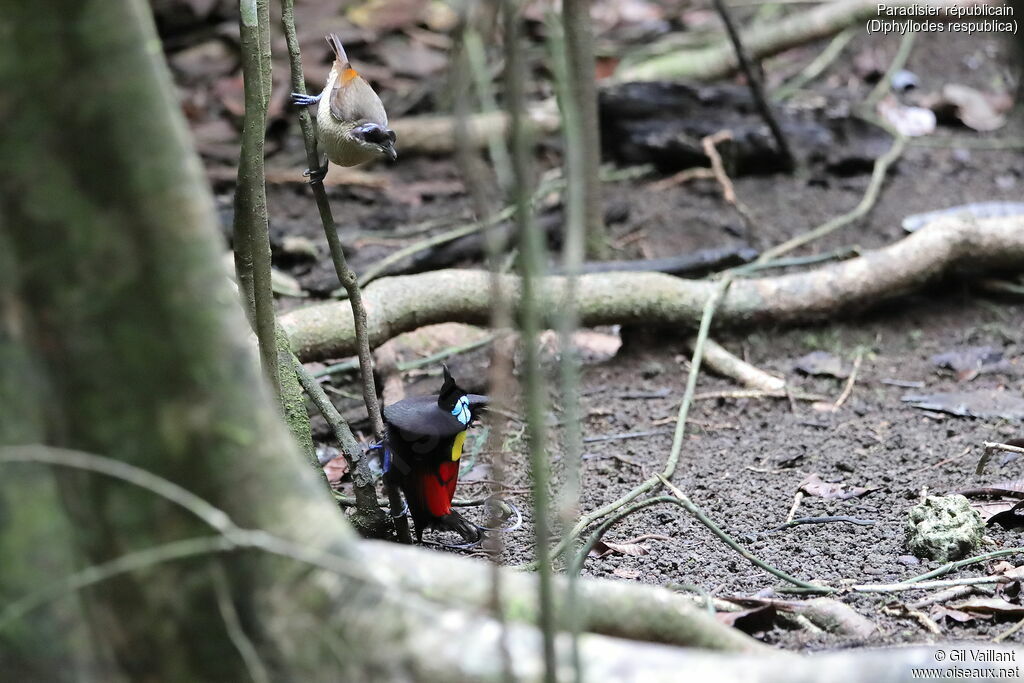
[906,495,985,562]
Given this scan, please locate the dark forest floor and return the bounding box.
[165,5,1024,648]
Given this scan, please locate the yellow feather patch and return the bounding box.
[341,68,359,84]
[451,431,467,462]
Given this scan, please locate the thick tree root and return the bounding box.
[282,215,1024,361]
[366,541,767,653]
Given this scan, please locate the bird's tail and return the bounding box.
[326,33,351,68]
[435,511,481,544]
[403,460,480,543]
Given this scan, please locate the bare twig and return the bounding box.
[830,350,864,412]
[561,0,607,258]
[650,167,716,191]
[708,0,794,170]
[769,516,875,533]
[850,576,1007,594]
[658,475,832,592]
[907,585,982,611]
[0,446,232,531]
[730,246,861,276]
[702,131,758,236]
[694,389,826,402]
[0,446,378,629]
[863,32,917,112]
[902,548,1024,584]
[529,276,736,569]
[696,337,785,392]
[881,604,942,636]
[773,27,857,101]
[280,0,409,542]
[758,136,906,262]
[354,165,649,288]
[212,566,272,683]
[583,429,673,444]
[464,26,514,193]
[784,491,804,524]
[994,616,1024,643]
[977,441,1024,475]
[548,5,587,676]
[505,2,557,679]
[291,355,382,518]
[234,0,279,395]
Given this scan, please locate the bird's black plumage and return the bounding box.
[383,394,488,437]
[382,366,488,542]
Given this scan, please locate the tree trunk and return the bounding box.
[1,1,1014,681]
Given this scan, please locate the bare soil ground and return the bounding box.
[184,19,1024,648]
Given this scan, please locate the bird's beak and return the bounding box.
[384,145,397,162]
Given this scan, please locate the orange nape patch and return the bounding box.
[341,68,359,84]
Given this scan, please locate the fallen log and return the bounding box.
[616,0,983,83]
[281,215,1024,361]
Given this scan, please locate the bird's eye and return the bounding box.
[386,129,397,143]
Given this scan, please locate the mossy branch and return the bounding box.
[234,0,279,395]
[280,0,410,542]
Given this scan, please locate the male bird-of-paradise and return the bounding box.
[382,367,488,543]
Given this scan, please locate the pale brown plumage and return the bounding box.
[313,34,397,167]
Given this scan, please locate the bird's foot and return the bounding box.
[291,92,321,107]
[303,157,329,185]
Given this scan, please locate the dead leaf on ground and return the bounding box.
[987,500,1024,529]
[852,45,886,81]
[611,567,641,580]
[378,37,448,78]
[572,330,622,363]
[799,473,877,500]
[323,450,349,485]
[716,605,777,634]
[922,84,1012,132]
[930,346,1007,382]
[959,479,1024,498]
[970,499,1020,523]
[961,477,1024,522]
[793,351,849,379]
[948,597,1024,617]
[169,39,238,84]
[728,597,875,637]
[932,604,986,624]
[990,561,1017,575]
[459,462,492,483]
[384,178,465,206]
[991,563,1024,581]
[212,74,246,118]
[902,391,1024,421]
[205,164,389,189]
[191,118,241,162]
[589,539,651,559]
[347,0,455,32]
[877,96,936,138]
